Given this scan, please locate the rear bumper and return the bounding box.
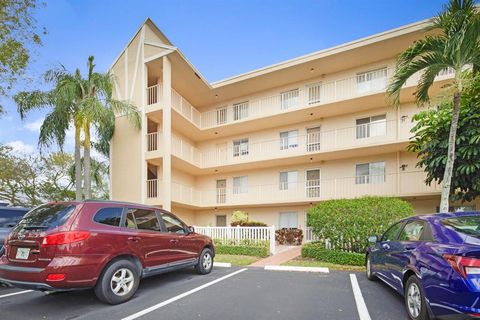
[0,254,103,291]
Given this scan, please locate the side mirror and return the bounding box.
[187,226,195,234]
[368,235,378,243]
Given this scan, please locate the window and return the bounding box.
[280,89,299,110]
[233,101,248,121]
[306,169,321,198]
[279,212,298,229]
[307,82,322,104]
[233,138,249,157]
[94,207,123,227]
[355,161,385,184]
[233,176,248,194]
[18,204,76,231]
[161,212,186,234]
[216,106,227,125]
[280,130,298,150]
[398,221,425,241]
[216,215,227,227]
[306,126,321,152]
[279,171,298,190]
[441,216,480,239]
[216,179,227,204]
[356,67,388,93]
[356,115,386,139]
[124,208,161,231]
[382,222,403,242]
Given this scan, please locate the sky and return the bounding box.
[0,0,449,157]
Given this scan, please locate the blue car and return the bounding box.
[0,206,29,254]
[366,212,480,320]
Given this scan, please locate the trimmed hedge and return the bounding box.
[215,245,269,257]
[302,243,365,266]
[231,221,267,227]
[307,196,413,253]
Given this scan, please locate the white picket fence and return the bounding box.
[193,225,276,255]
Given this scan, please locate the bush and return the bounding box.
[214,238,269,257]
[275,229,303,245]
[302,243,364,266]
[215,245,268,257]
[231,210,248,225]
[307,196,413,253]
[231,221,267,227]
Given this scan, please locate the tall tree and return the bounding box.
[0,0,45,113]
[387,0,480,212]
[15,56,140,200]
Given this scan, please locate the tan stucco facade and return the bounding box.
[109,18,477,227]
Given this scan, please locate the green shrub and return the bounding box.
[231,210,249,225]
[302,243,365,266]
[231,221,267,227]
[275,229,303,245]
[307,196,413,253]
[215,245,268,257]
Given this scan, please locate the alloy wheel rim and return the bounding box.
[407,282,421,318]
[203,253,212,270]
[110,268,135,296]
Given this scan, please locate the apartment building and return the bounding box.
[110,18,477,230]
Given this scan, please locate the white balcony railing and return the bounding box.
[146,171,440,207]
[146,68,455,129]
[146,131,162,152]
[147,119,410,167]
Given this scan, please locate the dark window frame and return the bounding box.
[92,206,125,228]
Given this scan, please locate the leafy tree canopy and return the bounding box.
[408,73,480,203]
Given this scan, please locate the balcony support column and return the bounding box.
[162,56,172,211]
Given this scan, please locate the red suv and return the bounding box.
[0,201,215,304]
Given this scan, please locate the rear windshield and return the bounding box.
[441,216,480,238]
[16,204,76,231]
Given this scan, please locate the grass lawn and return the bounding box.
[282,257,365,271]
[215,254,261,266]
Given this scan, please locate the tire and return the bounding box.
[366,254,377,281]
[94,259,140,305]
[404,275,430,320]
[195,248,213,275]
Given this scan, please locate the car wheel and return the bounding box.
[195,248,213,275]
[405,275,430,320]
[366,255,377,281]
[94,259,140,305]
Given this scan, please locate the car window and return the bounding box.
[93,207,123,227]
[382,222,403,241]
[441,216,480,239]
[160,212,186,234]
[398,221,425,241]
[15,204,76,231]
[124,209,161,231]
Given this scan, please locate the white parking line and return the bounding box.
[122,268,248,320]
[0,290,33,299]
[213,262,231,268]
[350,274,372,320]
[264,265,329,273]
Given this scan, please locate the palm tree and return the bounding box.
[15,56,140,200]
[387,0,480,213]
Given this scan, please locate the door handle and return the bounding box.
[128,236,140,242]
[169,239,179,244]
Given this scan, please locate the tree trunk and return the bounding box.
[84,122,92,199]
[74,125,83,201]
[439,91,461,213]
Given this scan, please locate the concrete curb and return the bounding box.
[264,265,329,273]
[213,262,232,268]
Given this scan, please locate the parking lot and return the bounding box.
[0,267,408,320]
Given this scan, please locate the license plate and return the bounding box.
[15,248,30,260]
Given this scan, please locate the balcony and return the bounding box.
[145,67,454,130]
[146,119,411,168]
[145,171,440,207]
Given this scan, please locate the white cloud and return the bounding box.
[5,140,35,154]
[23,117,45,132]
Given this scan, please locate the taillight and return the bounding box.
[443,254,480,278]
[42,231,90,246]
[46,273,65,281]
